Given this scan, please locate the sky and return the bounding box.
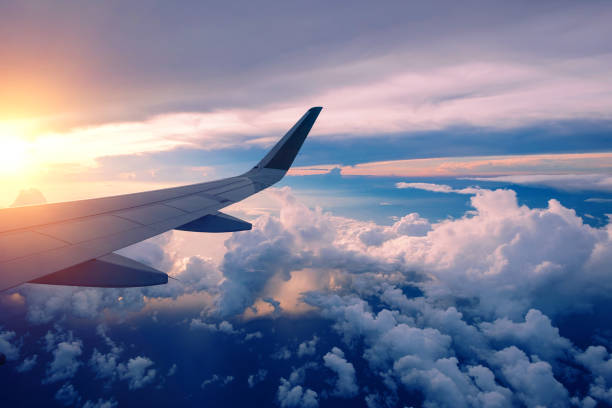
[1,1,612,407]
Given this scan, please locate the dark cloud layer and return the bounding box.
[2,1,611,130]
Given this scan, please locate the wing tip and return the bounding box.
[253,106,323,171]
[308,106,323,117]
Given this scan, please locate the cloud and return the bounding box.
[305,290,513,407]
[364,392,404,408]
[293,152,612,179]
[5,52,612,200]
[190,319,220,331]
[396,182,456,193]
[585,198,612,203]
[248,369,268,388]
[480,309,573,361]
[468,173,612,192]
[262,297,283,316]
[245,331,263,341]
[218,321,237,334]
[215,211,309,316]
[171,256,223,292]
[304,290,583,407]
[89,349,120,381]
[396,182,480,195]
[7,187,612,405]
[272,346,293,361]
[16,354,38,372]
[587,377,612,405]
[189,319,239,334]
[297,336,319,358]
[43,340,83,383]
[95,324,123,354]
[88,326,159,391]
[201,374,235,388]
[215,188,421,317]
[354,188,611,319]
[10,188,46,207]
[466,365,514,408]
[19,196,612,405]
[10,185,612,327]
[215,187,611,324]
[301,59,612,135]
[277,378,318,408]
[288,165,341,176]
[82,399,118,408]
[322,347,358,397]
[577,346,612,383]
[21,284,148,324]
[274,189,605,406]
[357,213,431,247]
[54,383,80,407]
[3,0,612,133]
[118,356,157,390]
[491,346,569,407]
[88,327,124,383]
[14,58,612,171]
[394,356,514,408]
[365,323,452,371]
[43,326,77,352]
[576,346,612,404]
[0,329,20,361]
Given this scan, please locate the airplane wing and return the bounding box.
[0,107,322,291]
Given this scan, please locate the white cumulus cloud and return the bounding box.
[323,347,358,398]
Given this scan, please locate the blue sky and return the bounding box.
[1,1,612,407]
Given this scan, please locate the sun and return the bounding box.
[0,135,29,175]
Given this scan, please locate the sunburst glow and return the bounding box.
[0,135,29,175]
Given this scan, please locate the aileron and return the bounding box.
[33,215,141,245]
[114,204,186,226]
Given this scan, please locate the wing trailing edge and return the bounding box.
[29,253,168,288]
[175,211,252,233]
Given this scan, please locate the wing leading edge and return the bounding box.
[0,107,322,291]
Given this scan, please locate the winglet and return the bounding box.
[254,107,322,171]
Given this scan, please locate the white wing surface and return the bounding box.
[0,107,322,291]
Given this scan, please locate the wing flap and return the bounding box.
[164,195,219,212]
[28,252,168,288]
[114,204,186,225]
[213,184,256,203]
[33,215,141,245]
[176,212,252,233]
